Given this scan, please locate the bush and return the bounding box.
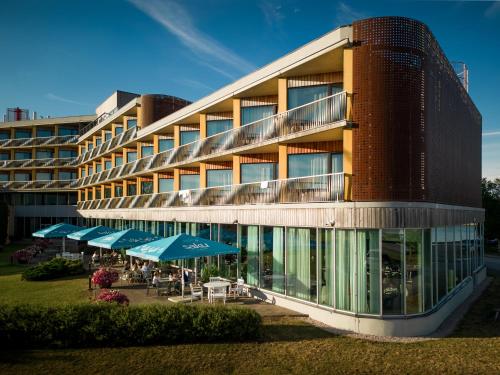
[91,268,119,288]
[22,257,85,281]
[0,303,262,349]
[201,264,220,283]
[96,289,129,305]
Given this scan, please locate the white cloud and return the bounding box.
[335,2,366,25]
[45,93,89,106]
[483,131,500,137]
[129,0,255,78]
[259,1,285,27]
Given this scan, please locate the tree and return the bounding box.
[482,178,500,240]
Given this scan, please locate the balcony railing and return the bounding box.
[0,135,78,148]
[77,91,347,189]
[80,107,119,135]
[0,157,78,169]
[0,179,78,191]
[77,126,137,164]
[77,173,344,210]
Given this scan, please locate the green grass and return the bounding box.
[1,243,500,374]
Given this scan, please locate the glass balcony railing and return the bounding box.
[0,157,78,169]
[76,91,347,189]
[0,135,78,148]
[77,172,344,210]
[77,126,137,164]
[0,179,78,191]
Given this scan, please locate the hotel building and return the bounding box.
[0,17,484,336]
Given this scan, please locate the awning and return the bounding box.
[88,229,160,250]
[67,226,118,241]
[126,233,239,262]
[32,223,84,238]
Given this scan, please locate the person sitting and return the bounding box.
[152,271,161,287]
[91,251,99,265]
[141,262,151,278]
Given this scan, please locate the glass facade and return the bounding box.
[141,146,154,157]
[127,152,137,163]
[241,105,276,126]
[159,139,174,152]
[159,178,174,193]
[15,152,31,160]
[141,181,153,194]
[207,119,233,136]
[207,169,233,187]
[37,128,54,137]
[287,83,343,109]
[59,149,77,158]
[15,130,31,139]
[240,163,276,183]
[288,152,343,178]
[59,127,78,136]
[180,174,200,190]
[180,131,199,145]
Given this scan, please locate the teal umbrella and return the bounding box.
[88,229,160,250]
[32,223,84,252]
[67,226,118,241]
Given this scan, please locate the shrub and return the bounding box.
[0,303,262,349]
[22,257,85,281]
[91,268,119,288]
[201,264,220,283]
[96,289,129,305]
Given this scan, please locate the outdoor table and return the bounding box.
[203,281,231,303]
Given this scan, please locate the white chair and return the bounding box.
[210,286,226,304]
[209,277,221,282]
[190,283,203,302]
[229,278,245,299]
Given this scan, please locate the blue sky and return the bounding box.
[0,0,499,177]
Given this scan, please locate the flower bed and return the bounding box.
[96,289,129,305]
[91,268,119,288]
[22,257,85,281]
[0,303,262,349]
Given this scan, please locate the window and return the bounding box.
[159,178,173,193]
[207,169,233,187]
[115,126,124,135]
[127,183,137,196]
[58,127,78,136]
[241,105,276,126]
[406,229,424,314]
[207,119,232,137]
[95,189,101,200]
[59,149,77,158]
[15,129,31,139]
[331,153,343,173]
[0,173,8,182]
[240,225,259,286]
[36,150,54,159]
[37,128,54,137]
[59,171,76,180]
[382,229,404,314]
[127,119,137,128]
[36,172,53,181]
[115,185,124,198]
[104,132,112,142]
[260,226,285,293]
[105,160,112,170]
[0,153,9,161]
[0,132,9,140]
[81,169,86,177]
[357,230,381,314]
[96,164,102,173]
[87,191,93,201]
[240,163,276,183]
[141,181,153,194]
[288,152,343,178]
[115,156,123,166]
[318,229,334,306]
[335,229,356,311]
[180,174,199,190]
[141,145,154,157]
[159,139,174,152]
[88,143,94,151]
[88,166,93,175]
[287,83,342,109]
[15,152,32,160]
[286,227,316,302]
[95,138,102,146]
[127,152,137,163]
[15,173,31,181]
[180,131,199,145]
[104,187,112,198]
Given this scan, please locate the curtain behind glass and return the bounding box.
[207,119,233,137]
[287,85,329,109]
[357,230,380,314]
[287,227,313,301]
[246,226,259,286]
[288,153,329,178]
[319,229,334,307]
[335,229,356,311]
[272,227,285,294]
[241,105,276,126]
[405,229,424,314]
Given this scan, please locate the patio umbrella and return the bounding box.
[88,229,160,250]
[126,234,239,297]
[32,223,84,252]
[67,226,120,257]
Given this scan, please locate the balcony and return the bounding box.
[0,180,78,191]
[77,126,137,164]
[0,135,78,148]
[0,157,79,169]
[77,173,344,210]
[77,91,348,188]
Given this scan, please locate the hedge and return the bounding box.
[22,258,86,281]
[0,303,262,348]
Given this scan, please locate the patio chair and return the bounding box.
[146,278,157,296]
[190,283,203,302]
[228,278,245,299]
[209,276,221,282]
[210,286,226,304]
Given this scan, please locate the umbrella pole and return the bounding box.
[194,258,197,284]
[100,247,102,258]
[181,260,184,299]
[62,237,66,253]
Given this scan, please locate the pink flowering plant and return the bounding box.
[91,268,119,288]
[96,289,129,305]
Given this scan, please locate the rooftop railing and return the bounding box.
[77,91,347,189]
[0,135,79,148]
[0,157,78,169]
[79,107,119,135]
[0,179,78,191]
[77,126,137,164]
[77,172,344,210]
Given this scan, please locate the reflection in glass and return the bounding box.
[318,229,334,307]
[446,227,455,292]
[180,131,199,145]
[382,229,404,314]
[423,229,433,311]
[159,178,173,193]
[405,229,423,314]
[207,119,232,136]
[335,229,355,311]
[286,227,316,302]
[241,105,276,126]
[207,169,232,187]
[240,163,276,183]
[240,225,259,286]
[180,174,199,190]
[358,230,380,314]
[261,226,285,294]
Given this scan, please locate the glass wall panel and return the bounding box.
[127,152,137,163]
[159,178,174,193]
[331,153,343,173]
[15,152,31,160]
[446,227,455,292]
[0,132,9,140]
[207,169,232,187]
[462,225,470,277]
[96,138,102,146]
[261,226,285,294]
[141,181,153,194]
[240,163,276,183]
[207,119,232,136]
[287,85,329,109]
[423,229,433,311]
[96,164,102,173]
[36,150,54,159]
[105,161,112,170]
[115,126,123,135]
[180,131,199,145]
[180,174,199,190]
[241,105,276,126]
[141,146,154,157]
[104,132,112,141]
[15,130,31,139]
[115,156,123,167]
[104,187,111,198]
[37,128,54,137]
[14,173,31,181]
[59,149,77,158]
[240,225,259,286]
[286,227,316,302]
[114,185,123,197]
[219,224,237,279]
[127,119,137,128]
[36,172,52,180]
[382,229,404,315]
[59,127,78,136]
[288,153,329,178]
[127,183,137,196]
[318,229,334,307]
[0,174,8,182]
[358,230,380,314]
[435,227,447,301]
[0,153,8,160]
[335,229,355,311]
[159,139,174,152]
[406,229,424,314]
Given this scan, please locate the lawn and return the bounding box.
[0,244,500,374]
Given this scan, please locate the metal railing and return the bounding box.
[0,157,78,169]
[77,126,137,164]
[77,173,344,210]
[0,179,78,191]
[79,107,119,135]
[0,135,78,148]
[76,92,347,189]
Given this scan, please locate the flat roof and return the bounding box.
[0,114,96,129]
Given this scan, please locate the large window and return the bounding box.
[0,153,8,160]
[240,163,276,184]
[0,132,9,140]
[127,152,137,163]
[240,225,259,286]
[104,187,112,198]
[405,230,424,314]
[446,226,455,292]
[105,160,112,170]
[104,132,112,142]
[115,156,123,166]
[286,227,316,302]
[260,226,285,294]
[219,224,237,279]
[241,105,276,126]
[159,178,173,193]
[287,83,343,109]
[207,169,232,187]
[382,229,404,315]
[15,152,31,160]
[88,166,93,175]
[180,174,199,190]
[59,127,78,136]
[115,185,123,197]
[96,164,102,173]
[434,227,447,302]
[59,171,76,180]
[115,126,124,135]
[36,172,52,181]
[318,229,334,307]
[335,229,355,311]
[127,119,137,128]
[37,128,54,137]
[127,183,137,196]
[180,131,199,145]
[423,229,433,311]
[95,138,102,146]
[15,129,31,139]
[36,150,54,159]
[159,139,174,152]
[59,149,77,158]
[141,181,153,194]
[141,145,154,157]
[207,119,232,136]
[15,173,31,181]
[288,152,343,178]
[357,230,381,314]
[0,173,9,181]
